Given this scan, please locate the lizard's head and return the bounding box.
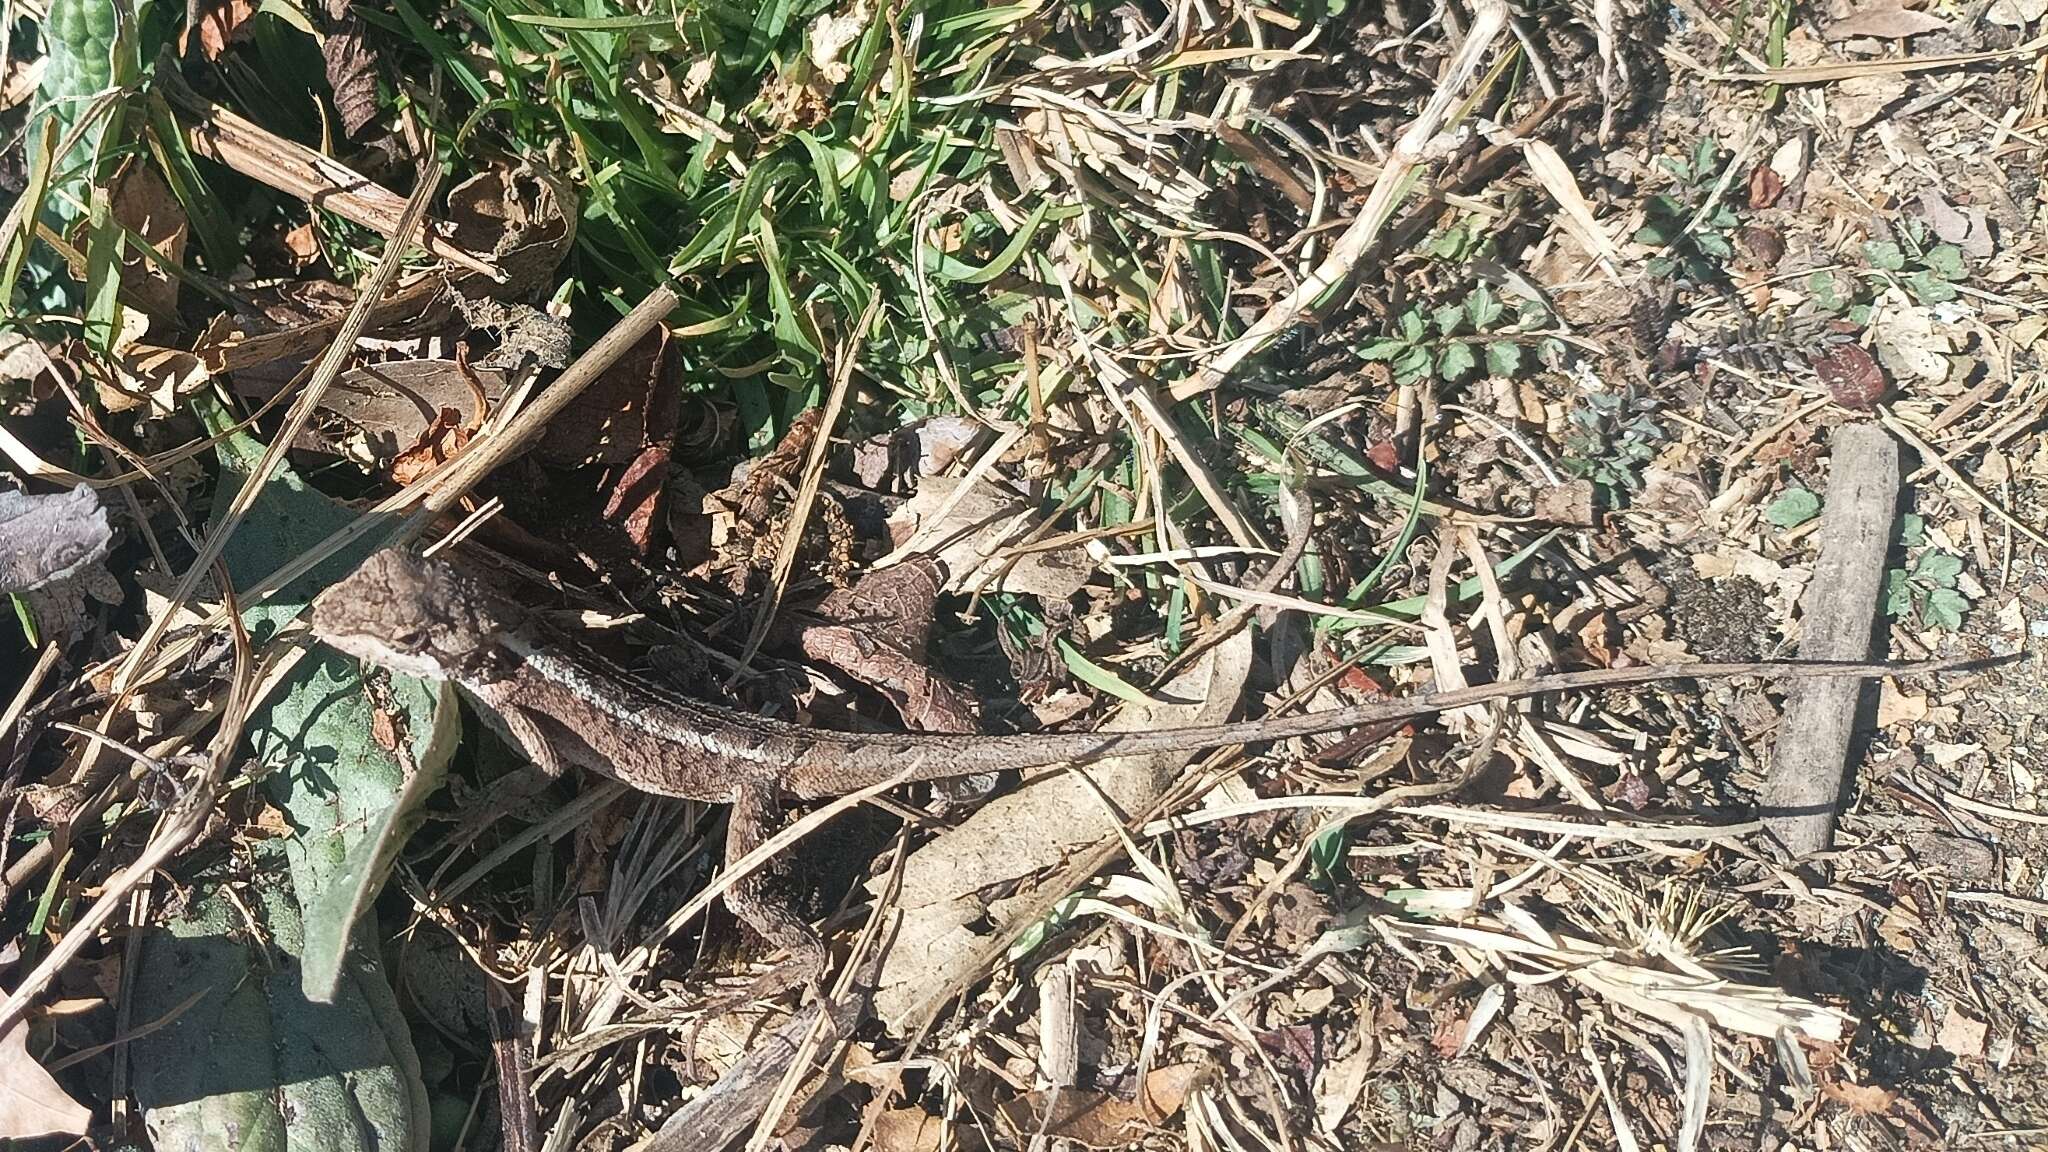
[311,547,514,681]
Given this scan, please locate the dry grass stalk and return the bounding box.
[161,72,503,281]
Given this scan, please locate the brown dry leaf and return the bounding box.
[1521,139,1623,270]
[96,310,206,414]
[996,1064,1205,1147]
[1877,679,1927,727]
[868,628,1255,1028]
[321,8,380,137]
[1869,297,1952,382]
[536,325,674,466]
[1986,0,2048,24]
[1,56,45,112]
[0,334,55,385]
[443,164,579,299]
[1010,96,1209,225]
[111,345,208,413]
[182,0,257,59]
[280,221,322,268]
[887,474,1092,601]
[1530,480,1597,526]
[110,163,189,318]
[1832,74,1910,129]
[0,1016,90,1140]
[1822,1079,1898,1114]
[1917,187,1994,259]
[755,69,834,132]
[807,2,869,85]
[870,1106,946,1152]
[1313,1034,1378,1135]
[1825,4,1949,39]
[1937,1006,1988,1058]
[596,442,671,555]
[1748,163,1785,209]
[1815,343,1887,409]
[233,357,506,464]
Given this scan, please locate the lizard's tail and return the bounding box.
[779,655,1980,799]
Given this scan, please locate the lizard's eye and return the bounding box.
[393,626,427,650]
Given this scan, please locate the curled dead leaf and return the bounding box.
[97,307,208,414]
[182,0,258,60]
[995,1063,1206,1148]
[110,162,188,318]
[444,164,578,299]
[388,407,473,486]
[597,442,672,556]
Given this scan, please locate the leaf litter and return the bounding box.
[0,0,2045,1149]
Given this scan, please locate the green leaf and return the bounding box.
[1863,240,1907,271]
[1689,137,1720,180]
[1646,193,1686,219]
[939,195,1052,285]
[1924,244,1966,281]
[1436,341,1477,380]
[1399,308,1427,343]
[1634,220,1677,247]
[508,11,673,27]
[1424,226,1466,260]
[1483,341,1521,377]
[1884,568,1913,617]
[130,852,430,1152]
[1902,271,1957,304]
[302,677,457,998]
[1306,822,1353,888]
[1358,337,1409,361]
[1807,269,1840,307]
[1899,512,1927,547]
[1465,283,1503,330]
[1923,586,1968,631]
[1393,345,1432,383]
[1913,551,1963,585]
[206,408,449,1003]
[1432,302,1466,337]
[1053,637,1156,705]
[1765,486,1820,528]
[1693,231,1733,260]
[82,188,123,354]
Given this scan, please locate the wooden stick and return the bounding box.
[1762,423,1900,855]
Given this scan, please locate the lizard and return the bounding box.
[309,545,1956,981]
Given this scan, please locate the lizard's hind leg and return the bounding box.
[722,778,830,1000]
